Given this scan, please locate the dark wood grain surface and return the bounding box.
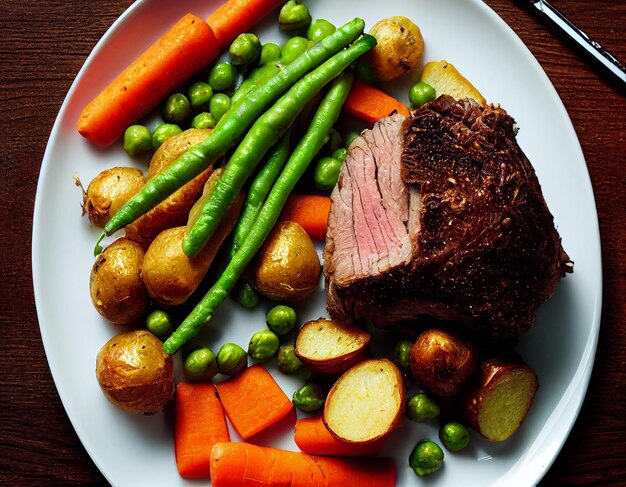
[1,0,624,485]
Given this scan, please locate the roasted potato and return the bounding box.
[294,319,371,375]
[124,128,214,248]
[361,16,424,82]
[409,328,477,396]
[89,238,149,325]
[142,192,243,307]
[95,330,175,414]
[80,167,146,227]
[420,60,486,105]
[464,356,538,442]
[250,221,321,302]
[324,359,405,444]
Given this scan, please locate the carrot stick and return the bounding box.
[210,442,396,487]
[174,382,230,478]
[294,416,388,457]
[279,194,331,241]
[215,365,294,440]
[207,0,285,49]
[343,79,410,125]
[77,14,219,147]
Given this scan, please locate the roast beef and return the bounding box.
[324,95,572,345]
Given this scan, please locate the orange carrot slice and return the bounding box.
[210,442,396,487]
[343,79,410,125]
[207,0,285,49]
[279,194,331,241]
[215,365,294,440]
[77,14,219,147]
[174,382,230,478]
[294,416,388,457]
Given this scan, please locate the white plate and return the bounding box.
[32,0,602,485]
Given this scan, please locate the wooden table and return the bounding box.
[1,0,624,485]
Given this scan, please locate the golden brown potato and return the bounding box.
[80,167,146,227]
[96,330,175,414]
[362,16,424,82]
[420,60,486,105]
[324,359,405,444]
[90,238,150,325]
[250,221,321,302]
[124,128,214,248]
[409,328,477,396]
[142,192,243,307]
[294,319,371,375]
[464,356,538,442]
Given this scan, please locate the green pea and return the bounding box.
[439,422,471,452]
[293,382,325,411]
[307,19,336,44]
[331,148,347,162]
[229,33,261,66]
[191,112,216,130]
[146,309,174,339]
[260,42,282,65]
[188,81,213,112]
[409,81,437,109]
[277,345,303,373]
[184,347,218,381]
[266,305,297,336]
[248,329,280,361]
[236,282,259,309]
[162,93,192,124]
[217,343,248,376]
[210,93,231,122]
[394,339,413,370]
[409,440,444,476]
[209,62,236,91]
[314,156,342,192]
[406,393,440,422]
[151,123,182,149]
[279,0,312,34]
[281,36,309,65]
[343,130,360,148]
[123,124,151,156]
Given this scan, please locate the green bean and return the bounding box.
[163,72,355,354]
[228,130,291,260]
[101,18,366,241]
[182,37,374,257]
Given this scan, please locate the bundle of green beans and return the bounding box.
[163,72,356,355]
[96,18,367,254]
[182,34,376,258]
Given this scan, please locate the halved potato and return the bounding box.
[324,359,405,444]
[421,60,486,105]
[294,319,371,375]
[464,356,538,442]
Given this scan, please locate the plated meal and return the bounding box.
[32,0,602,486]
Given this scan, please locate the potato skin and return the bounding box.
[89,238,149,325]
[251,221,321,302]
[409,328,477,396]
[96,330,174,414]
[124,129,214,248]
[82,167,146,227]
[364,16,424,82]
[142,193,243,307]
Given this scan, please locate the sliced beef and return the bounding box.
[324,95,572,345]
